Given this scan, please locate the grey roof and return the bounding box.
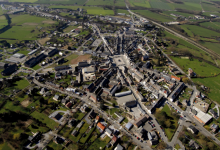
[115,144,123,150]
[125,122,133,130]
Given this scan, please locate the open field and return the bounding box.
[134,10,174,22]
[150,1,172,10]
[70,54,91,64]
[116,9,130,15]
[88,136,111,150]
[0,15,8,29]
[36,0,87,5]
[0,14,57,41]
[180,25,220,38]
[0,142,12,150]
[31,111,58,129]
[168,2,202,11]
[9,0,38,2]
[199,22,220,31]
[162,11,194,18]
[38,37,50,45]
[199,42,220,55]
[202,2,220,11]
[180,25,194,37]
[202,12,220,17]
[128,0,151,8]
[50,5,114,15]
[86,0,114,6]
[115,0,126,6]
[170,56,220,77]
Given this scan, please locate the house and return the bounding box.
[189,139,200,149]
[74,28,81,33]
[53,95,60,101]
[97,122,106,132]
[95,116,100,123]
[54,65,69,71]
[110,135,118,146]
[182,99,188,106]
[105,128,112,137]
[188,68,196,77]
[40,87,47,95]
[71,130,78,136]
[53,113,62,121]
[61,99,67,105]
[168,82,185,102]
[148,131,158,145]
[209,109,218,118]
[134,115,149,128]
[187,125,199,134]
[88,110,96,119]
[90,93,98,103]
[80,104,89,112]
[28,132,42,144]
[1,64,18,76]
[210,123,219,133]
[68,119,76,127]
[0,62,7,69]
[114,144,123,150]
[125,122,133,130]
[65,102,73,109]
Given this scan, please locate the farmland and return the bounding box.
[86,0,114,6]
[134,10,174,22]
[115,0,126,7]
[0,14,57,42]
[36,0,87,5]
[128,0,151,8]
[9,0,38,2]
[170,56,220,77]
[162,11,194,18]
[202,2,220,12]
[50,5,114,15]
[150,1,172,10]
[0,15,8,29]
[193,76,220,103]
[199,22,220,31]
[200,42,220,55]
[180,25,220,38]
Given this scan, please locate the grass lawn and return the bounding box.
[157,104,179,141]
[178,88,192,102]
[47,141,64,150]
[181,25,220,38]
[170,56,220,77]
[0,142,12,150]
[80,127,96,143]
[0,78,30,95]
[86,0,114,6]
[175,143,181,149]
[30,111,58,129]
[73,112,86,121]
[128,0,151,8]
[70,122,90,142]
[199,42,220,55]
[32,64,41,70]
[18,50,30,55]
[87,136,111,150]
[193,76,220,103]
[0,101,29,114]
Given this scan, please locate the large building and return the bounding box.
[1,64,17,76]
[24,53,46,68]
[168,82,185,102]
[134,115,149,128]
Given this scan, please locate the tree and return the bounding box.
[182,77,189,83]
[207,142,215,150]
[165,120,171,128]
[157,141,167,149]
[112,103,115,107]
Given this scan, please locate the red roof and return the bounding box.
[97,122,106,131]
[112,135,118,142]
[65,102,73,108]
[171,75,181,81]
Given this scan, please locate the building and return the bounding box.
[65,102,73,108]
[209,109,218,118]
[105,128,112,137]
[114,144,123,150]
[189,139,200,149]
[146,96,164,114]
[134,115,149,128]
[90,93,98,103]
[53,113,62,121]
[187,125,199,134]
[53,95,60,101]
[125,122,133,130]
[46,48,58,57]
[210,123,219,133]
[24,53,46,68]
[0,62,7,69]
[78,61,89,68]
[115,91,131,97]
[168,82,185,102]
[82,66,96,74]
[54,65,69,71]
[110,135,118,146]
[28,132,42,144]
[71,130,78,136]
[148,131,158,145]
[97,122,106,132]
[193,108,212,125]
[1,64,17,76]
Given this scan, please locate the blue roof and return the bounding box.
[125,122,133,130]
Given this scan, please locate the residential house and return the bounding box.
[105,128,112,137]
[125,122,133,130]
[54,65,69,71]
[210,123,219,133]
[110,135,118,146]
[187,125,199,134]
[65,102,73,109]
[53,95,60,101]
[148,131,158,145]
[189,139,200,149]
[53,113,62,121]
[209,109,218,118]
[0,62,7,69]
[114,144,123,150]
[97,122,106,132]
[134,115,149,128]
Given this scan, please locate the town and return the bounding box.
[0,2,220,150]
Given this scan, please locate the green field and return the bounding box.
[162,11,194,18]
[86,0,114,6]
[193,76,220,103]
[31,111,58,129]
[128,0,151,8]
[202,12,220,17]
[0,142,12,150]
[134,10,174,22]
[0,14,56,41]
[200,22,220,31]
[0,15,8,29]
[200,42,220,55]
[180,25,194,37]
[170,56,220,77]
[36,0,87,5]
[115,0,126,6]
[88,136,111,150]
[50,5,114,15]
[168,2,202,11]
[116,9,130,15]
[150,1,172,10]
[9,0,38,2]
[202,2,220,11]
[180,25,220,38]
